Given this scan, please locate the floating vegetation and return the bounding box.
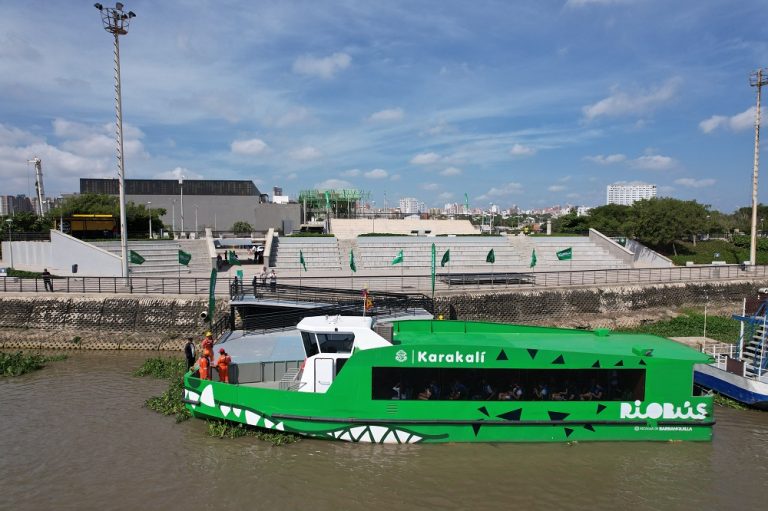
[206,420,301,445]
[0,351,66,377]
[713,393,749,410]
[135,357,191,423]
[618,311,739,343]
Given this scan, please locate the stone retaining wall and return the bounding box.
[434,279,767,330]
[0,296,226,351]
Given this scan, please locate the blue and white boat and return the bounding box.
[694,296,768,409]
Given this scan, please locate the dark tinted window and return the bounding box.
[372,367,645,402]
[316,333,355,354]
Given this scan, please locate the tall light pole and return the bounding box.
[147,201,152,239]
[172,199,176,234]
[5,219,12,268]
[179,176,185,234]
[95,3,136,278]
[749,68,768,266]
[371,201,376,233]
[194,205,198,234]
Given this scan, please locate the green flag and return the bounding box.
[556,247,573,261]
[391,249,404,265]
[431,243,436,294]
[486,248,495,264]
[299,250,307,271]
[324,190,331,209]
[178,249,191,266]
[207,268,217,323]
[129,250,145,265]
[228,251,241,266]
[441,249,450,267]
[349,249,357,272]
[530,249,537,268]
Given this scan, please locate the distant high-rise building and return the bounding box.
[606,184,657,206]
[273,186,283,197]
[399,197,425,214]
[0,195,34,215]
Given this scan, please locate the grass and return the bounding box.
[0,351,67,377]
[666,239,768,265]
[136,357,302,444]
[617,310,739,343]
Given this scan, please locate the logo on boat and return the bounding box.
[395,350,408,363]
[620,400,708,420]
[416,350,486,364]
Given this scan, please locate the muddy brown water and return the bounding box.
[1,351,767,511]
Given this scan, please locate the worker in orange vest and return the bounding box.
[202,331,214,359]
[198,353,212,380]
[216,348,232,383]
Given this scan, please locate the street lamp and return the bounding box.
[194,205,198,234]
[172,199,176,234]
[94,2,136,278]
[5,218,12,268]
[371,201,376,233]
[179,176,185,234]
[147,201,152,239]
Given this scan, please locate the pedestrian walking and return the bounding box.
[42,268,53,292]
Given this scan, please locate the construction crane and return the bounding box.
[27,157,47,216]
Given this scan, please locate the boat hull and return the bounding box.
[184,377,713,443]
[694,363,768,410]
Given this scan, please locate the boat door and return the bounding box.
[314,358,334,393]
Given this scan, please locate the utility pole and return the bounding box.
[749,68,768,267]
[95,3,136,278]
[28,157,46,216]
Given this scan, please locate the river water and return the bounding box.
[2,351,767,511]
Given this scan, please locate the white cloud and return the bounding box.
[231,138,268,155]
[421,120,456,136]
[439,192,454,200]
[155,166,203,180]
[292,52,351,79]
[548,185,566,192]
[289,146,323,161]
[583,78,680,120]
[368,108,404,122]
[0,123,42,146]
[317,178,352,189]
[410,152,441,165]
[440,166,462,176]
[422,183,439,191]
[585,153,627,165]
[674,178,716,188]
[273,107,311,128]
[631,154,675,170]
[390,174,401,181]
[286,173,298,180]
[341,168,360,177]
[485,182,524,197]
[365,168,389,179]
[509,143,537,156]
[699,106,757,134]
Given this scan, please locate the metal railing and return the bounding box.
[1,263,767,296]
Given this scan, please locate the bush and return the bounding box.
[0,351,66,377]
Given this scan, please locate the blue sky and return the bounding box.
[1,0,767,212]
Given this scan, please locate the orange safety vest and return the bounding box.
[216,355,231,383]
[198,356,211,380]
[202,338,214,359]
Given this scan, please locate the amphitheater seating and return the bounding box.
[92,239,213,275]
[525,237,627,271]
[272,237,341,271]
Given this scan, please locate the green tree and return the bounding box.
[48,193,165,238]
[585,204,633,235]
[629,198,709,248]
[553,210,590,233]
[232,221,253,235]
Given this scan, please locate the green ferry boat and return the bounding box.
[183,316,715,443]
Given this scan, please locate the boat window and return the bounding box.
[316,333,355,354]
[301,332,319,357]
[372,368,645,402]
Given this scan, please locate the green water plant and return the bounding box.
[205,420,301,445]
[0,351,66,377]
[135,357,191,423]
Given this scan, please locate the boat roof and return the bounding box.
[297,315,374,333]
[391,320,711,362]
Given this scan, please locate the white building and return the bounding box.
[606,184,657,206]
[399,197,425,214]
